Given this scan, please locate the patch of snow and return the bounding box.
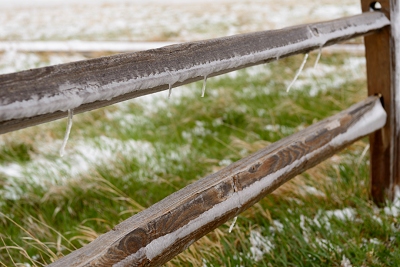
[316,237,335,251]
[325,208,356,221]
[300,185,326,197]
[300,215,311,243]
[369,238,381,245]
[248,230,274,261]
[269,220,284,233]
[288,56,366,96]
[219,159,233,167]
[0,136,155,200]
[340,255,352,267]
[384,186,400,217]
[372,215,383,225]
[264,125,295,135]
[193,121,212,137]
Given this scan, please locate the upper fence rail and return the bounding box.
[0,12,389,134]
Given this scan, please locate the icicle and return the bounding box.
[228,216,238,233]
[168,84,172,99]
[286,53,309,92]
[313,47,322,69]
[201,75,207,97]
[60,109,73,157]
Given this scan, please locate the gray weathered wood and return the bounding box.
[0,12,389,134]
[361,1,400,203]
[47,96,386,267]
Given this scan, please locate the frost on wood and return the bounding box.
[0,12,389,127]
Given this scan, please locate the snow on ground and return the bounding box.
[0,136,155,200]
[0,0,360,42]
[384,186,400,217]
[0,1,396,263]
[248,230,275,261]
[0,54,368,200]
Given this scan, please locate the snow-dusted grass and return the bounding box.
[1,0,399,266]
[1,52,400,266]
[0,0,360,42]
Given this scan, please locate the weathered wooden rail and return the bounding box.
[0,2,398,266]
[0,12,388,134]
[47,96,386,267]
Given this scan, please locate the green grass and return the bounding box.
[1,52,399,267]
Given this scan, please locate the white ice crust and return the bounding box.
[113,99,386,265]
[0,15,390,121]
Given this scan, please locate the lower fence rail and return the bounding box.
[48,96,386,267]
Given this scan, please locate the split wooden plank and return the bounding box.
[0,12,389,134]
[48,96,386,267]
[361,0,400,203]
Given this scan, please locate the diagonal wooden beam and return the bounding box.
[47,96,386,267]
[0,12,389,134]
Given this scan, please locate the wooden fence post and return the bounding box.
[361,0,400,203]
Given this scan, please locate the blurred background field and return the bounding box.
[1,1,399,266]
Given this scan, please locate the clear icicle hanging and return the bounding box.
[228,216,238,233]
[60,109,73,157]
[313,47,322,69]
[201,75,207,97]
[286,53,309,92]
[168,84,172,99]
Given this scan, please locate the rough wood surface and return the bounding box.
[0,12,389,134]
[361,1,400,203]
[47,96,386,267]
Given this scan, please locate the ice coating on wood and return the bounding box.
[113,99,387,264]
[330,99,386,146]
[0,12,390,122]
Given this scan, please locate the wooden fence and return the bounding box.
[0,1,398,266]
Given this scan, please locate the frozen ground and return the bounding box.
[0,0,360,42]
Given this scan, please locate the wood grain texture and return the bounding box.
[0,12,389,134]
[47,96,386,267]
[361,1,400,203]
